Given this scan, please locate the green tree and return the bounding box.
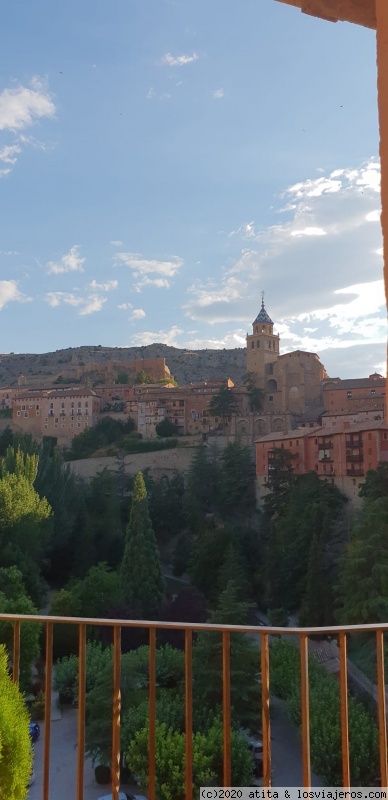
[155,418,177,438]
[270,640,378,786]
[359,463,388,502]
[120,472,165,617]
[0,567,41,691]
[126,719,252,799]
[242,372,263,412]
[148,472,185,544]
[0,644,32,800]
[134,370,153,385]
[115,372,129,384]
[208,383,238,430]
[263,446,295,518]
[218,441,255,516]
[336,497,388,624]
[0,445,39,484]
[217,544,249,603]
[193,581,260,732]
[0,471,52,604]
[183,443,219,529]
[190,524,232,604]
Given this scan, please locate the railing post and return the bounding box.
[12,619,20,684]
[76,623,87,800]
[111,626,121,800]
[300,633,311,787]
[338,632,350,787]
[261,632,271,787]
[149,626,157,800]
[43,621,53,800]
[222,630,231,787]
[376,630,388,787]
[185,629,193,800]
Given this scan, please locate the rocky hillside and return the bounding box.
[0,344,247,387]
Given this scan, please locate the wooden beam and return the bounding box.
[274,0,376,29]
[376,0,388,421]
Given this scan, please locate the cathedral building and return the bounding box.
[232,298,330,440]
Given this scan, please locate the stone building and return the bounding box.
[13,386,100,443]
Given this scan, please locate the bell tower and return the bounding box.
[246,294,280,385]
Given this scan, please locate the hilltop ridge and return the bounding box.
[0,343,247,387]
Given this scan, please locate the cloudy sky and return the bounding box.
[0,0,385,378]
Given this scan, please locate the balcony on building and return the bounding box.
[3,612,388,797]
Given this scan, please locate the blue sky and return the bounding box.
[0,0,385,378]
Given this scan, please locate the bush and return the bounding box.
[94,763,111,784]
[0,644,32,799]
[30,691,45,721]
[270,641,379,785]
[155,418,177,438]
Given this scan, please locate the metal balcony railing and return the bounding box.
[2,614,388,800]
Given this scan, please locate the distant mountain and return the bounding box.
[0,343,247,387]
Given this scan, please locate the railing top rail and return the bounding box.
[0,612,387,636]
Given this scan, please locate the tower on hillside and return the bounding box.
[246,296,280,386]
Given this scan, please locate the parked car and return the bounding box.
[97,794,147,800]
[29,722,40,743]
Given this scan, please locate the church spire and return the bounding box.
[253,294,273,325]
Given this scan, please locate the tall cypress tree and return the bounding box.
[120,471,165,618]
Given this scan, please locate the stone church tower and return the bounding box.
[246,297,280,386]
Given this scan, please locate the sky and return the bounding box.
[0,0,386,379]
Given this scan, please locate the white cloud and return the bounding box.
[0,144,21,164]
[290,227,326,237]
[89,279,118,291]
[130,308,146,320]
[46,245,85,275]
[0,280,31,310]
[131,325,183,346]
[45,291,107,315]
[212,88,224,99]
[116,253,183,277]
[0,78,55,176]
[116,252,182,290]
[365,210,380,222]
[45,292,83,308]
[79,295,107,316]
[185,158,385,376]
[0,79,55,132]
[161,52,199,67]
[118,302,132,310]
[110,240,123,247]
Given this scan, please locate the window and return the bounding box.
[61,402,65,408]
[17,411,20,417]
[22,405,25,411]
[78,401,81,408]
[36,404,40,410]
[256,340,260,348]
[371,389,376,396]
[71,402,74,408]
[347,391,352,398]
[70,423,74,428]
[36,411,40,417]
[85,401,88,407]
[269,395,273,401]
[77,422,81,428]
[44,424,48,429]
[29,403,32,409]
[54,423,58,429]
[24,412,28,418]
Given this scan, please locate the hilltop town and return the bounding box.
[1,299,386,508]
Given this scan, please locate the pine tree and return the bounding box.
[120,472,165,618]
[183,443,219,529]
[217,543,249,604]
[193,581,260,732]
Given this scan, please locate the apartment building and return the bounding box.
[322,374,385,414]
[13,387,100,442]
[255,419,388,507]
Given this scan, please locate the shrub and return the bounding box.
[0,644,32,799]
[270,640,379,785]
